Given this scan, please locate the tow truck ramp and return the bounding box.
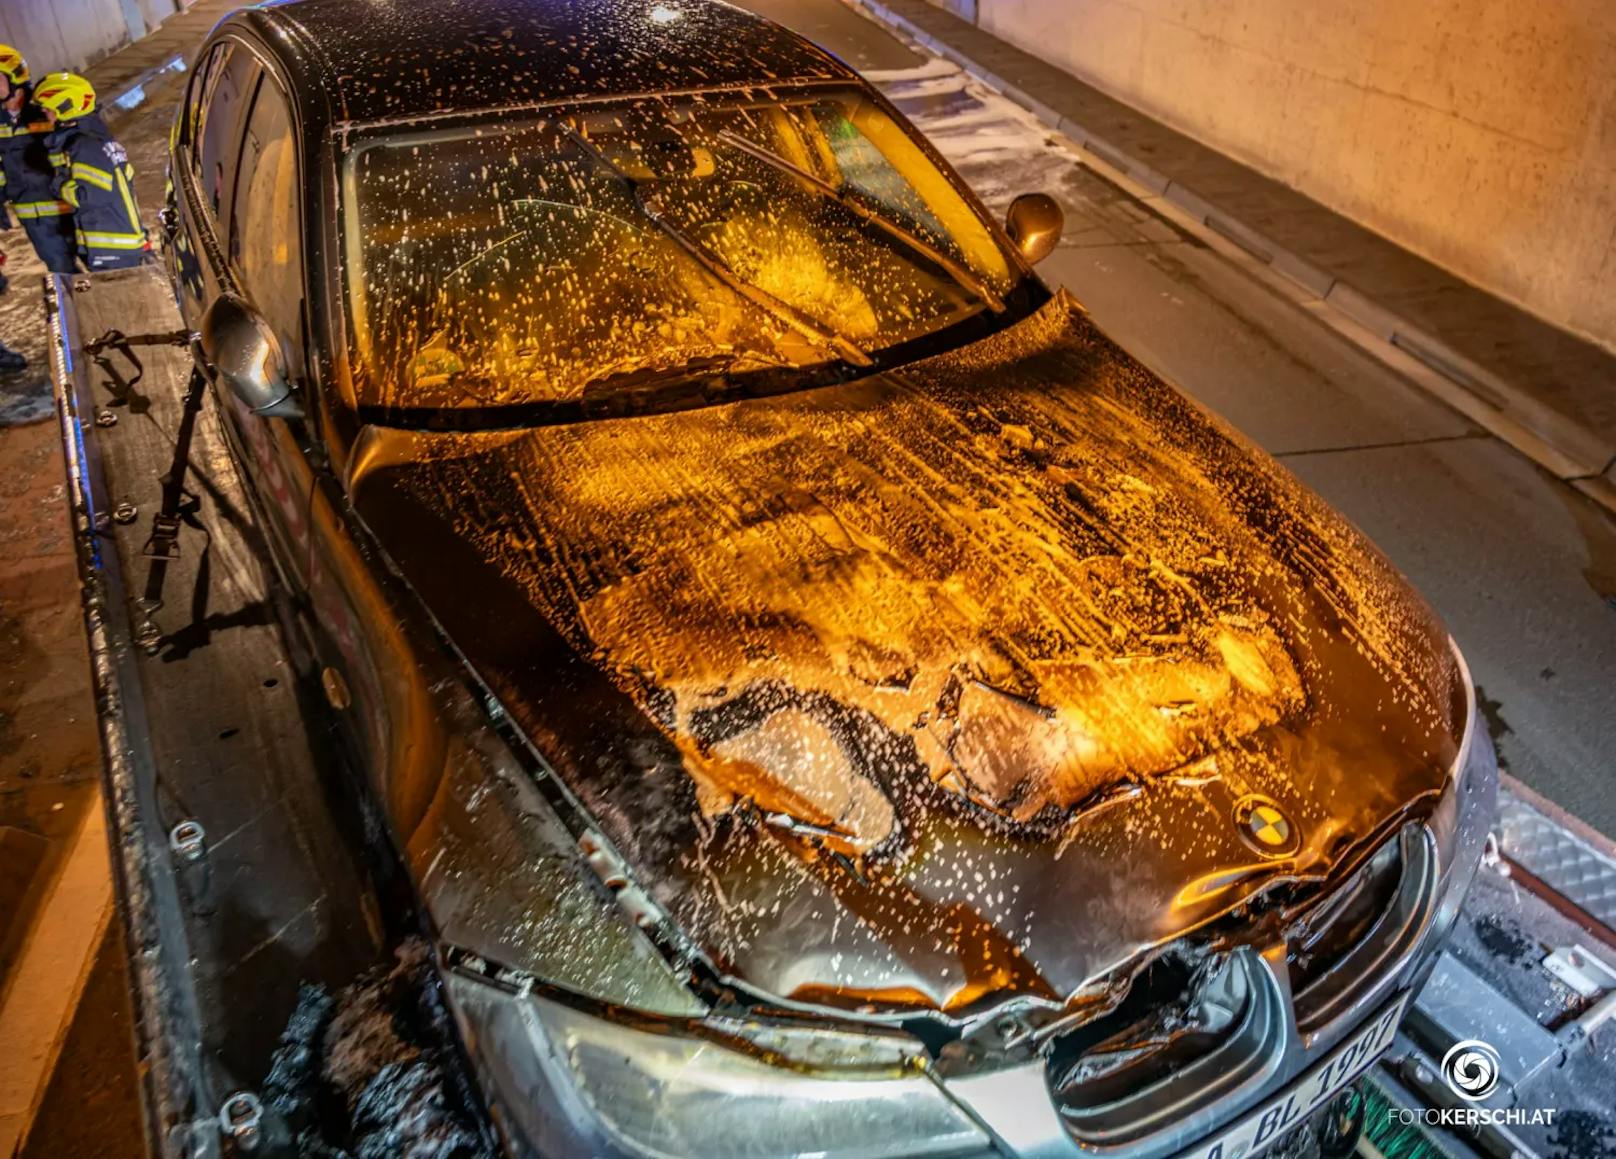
[46,267,473,1157]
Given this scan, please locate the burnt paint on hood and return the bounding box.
[352,296,1462,1014]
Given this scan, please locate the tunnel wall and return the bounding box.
[0,0,178,74]
[938,0,1616,353]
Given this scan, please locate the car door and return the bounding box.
[220,67,319,591]
[174,41,317,593]
[166,40,416,804]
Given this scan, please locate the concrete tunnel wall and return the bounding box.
[0,0,179,75]
[932,0,1616,355]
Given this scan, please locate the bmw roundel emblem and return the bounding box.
[1232,795,1299,857]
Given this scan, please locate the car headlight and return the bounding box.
[1447,638,1481,796]
[447,971,995,1158]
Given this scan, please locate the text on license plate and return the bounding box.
[1182,990,1409,1159]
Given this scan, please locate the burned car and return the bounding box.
[161,0,1496,1154]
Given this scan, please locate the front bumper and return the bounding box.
[939,649,1500,1158]
[446,656,1499,1159]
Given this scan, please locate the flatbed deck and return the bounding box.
[48,267,388,1155]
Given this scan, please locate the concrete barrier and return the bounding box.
[0,0,179,74]
[931,0,1616,356]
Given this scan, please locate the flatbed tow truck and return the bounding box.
[45,265,1616,1159]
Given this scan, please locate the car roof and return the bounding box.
[235,0,858,127]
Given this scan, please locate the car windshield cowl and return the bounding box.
[355,356,846,431]
[350,286,1043,431]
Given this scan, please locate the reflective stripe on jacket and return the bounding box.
[71,160,118,191]
[10,199,72,218]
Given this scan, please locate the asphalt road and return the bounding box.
[738,0,1616,839]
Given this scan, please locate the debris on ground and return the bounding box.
[260,941,492,1158]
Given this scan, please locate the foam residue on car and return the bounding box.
[355,293,1460,1012]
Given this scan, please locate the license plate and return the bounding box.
[1181,991,1410,1159]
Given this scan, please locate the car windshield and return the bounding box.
[342,87,1019,412]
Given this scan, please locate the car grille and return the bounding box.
[1290,824,1435,1033]
[1045,823,1435,1146]
[1046,944,1285,1144]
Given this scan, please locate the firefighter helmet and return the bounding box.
[34,72,97,120]
[0,45,28,89]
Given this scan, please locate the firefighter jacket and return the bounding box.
[1,97,70,229]
[47,112,150,269]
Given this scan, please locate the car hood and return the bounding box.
[351,294,1464,1016]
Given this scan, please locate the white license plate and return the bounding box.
[1181,991,1410,1159]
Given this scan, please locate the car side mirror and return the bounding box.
[1005,193,1063,266]
[199,293,302,419]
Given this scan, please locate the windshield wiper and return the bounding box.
[356,351,858,432]
[716,130,1006,314]
[563,127,874,369]
[579,350,868,417]
[578,354,751,413]
[632,187,874,369]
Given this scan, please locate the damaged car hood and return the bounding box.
[351,294,1464,1016]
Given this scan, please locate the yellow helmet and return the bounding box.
[0,45,28,88]
[34,72,97,120]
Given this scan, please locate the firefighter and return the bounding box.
[0,46,77,274]
[34,72,151,272]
